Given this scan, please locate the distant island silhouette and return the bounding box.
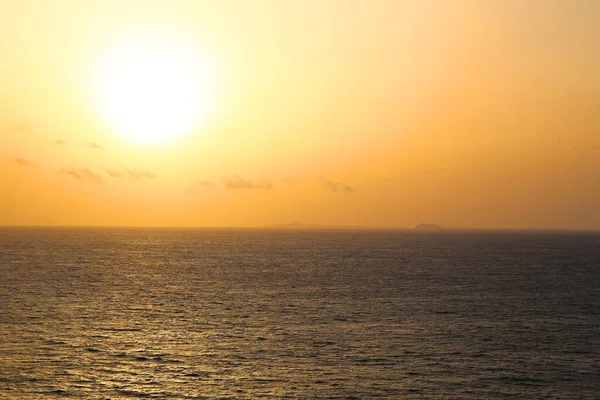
[415,223,443,229]
[262,222,447,230]
[263,222,448,230]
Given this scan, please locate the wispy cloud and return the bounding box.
[14,157,36,167]
[187,180,216,192]
[54,139,68,146]
[198,179,215,188]
[222,175,273,190]
[320,177,354,193]
[82,142,105,150]
[12,124,29,131]
[58,168,105,184]
[106,169,156,180]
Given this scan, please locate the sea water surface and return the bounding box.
[0,228,598,399]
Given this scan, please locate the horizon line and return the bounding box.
[0,223,599,233]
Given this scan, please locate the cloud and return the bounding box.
[82,142,105,150]
[54,140,68,146]
[58,168,105,184]
[12,124,29,131]
[222,175,273,190]
[198,179,215,188]
[320,177,354,193]
[186,180,216,193]
[106,169,156,180]
[198,180,217,188]
[14,157,36,167]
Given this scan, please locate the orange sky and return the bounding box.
[1,0,599,229]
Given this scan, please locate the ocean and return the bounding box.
[0,228,598,399]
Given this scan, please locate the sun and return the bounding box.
[92,32,216,146]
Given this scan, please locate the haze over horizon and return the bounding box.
[2,0,599,229]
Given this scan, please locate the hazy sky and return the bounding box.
[1,0,599,228]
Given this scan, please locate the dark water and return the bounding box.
[0,228,598,399]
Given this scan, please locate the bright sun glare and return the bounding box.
[92,33,215,145]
